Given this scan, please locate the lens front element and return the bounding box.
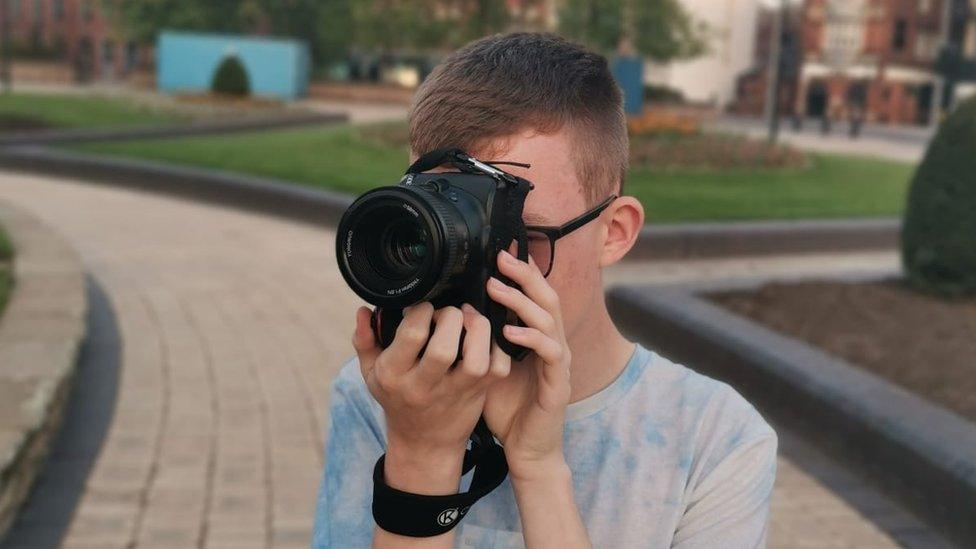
[369,212,429,279]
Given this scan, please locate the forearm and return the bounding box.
[510,459,592,549]
[372,441,465,548]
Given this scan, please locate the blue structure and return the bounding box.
[611,55,645,116]
[157,31,310,100]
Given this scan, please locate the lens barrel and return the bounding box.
[336,185,469,308]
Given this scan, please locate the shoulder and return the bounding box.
[331,355,376,405]
[636,347,777,480]
[332,355,366,395]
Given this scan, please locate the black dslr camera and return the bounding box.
[335,148,534,360]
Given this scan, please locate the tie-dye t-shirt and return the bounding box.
[313,344,777,548]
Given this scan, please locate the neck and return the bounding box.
[564,285,636,404]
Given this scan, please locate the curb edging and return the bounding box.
[0,146,355,226]
[0,111,348,147]
[0,200,87,540]
[631,217,900,260]
[0,146,900,260]
[606,281,976,547]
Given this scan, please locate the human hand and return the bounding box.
[482,250,573,481]
[352,303,512,491]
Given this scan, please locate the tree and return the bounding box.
[101,0,508,72]
[901,97,976,298]
[103,0,349,69]
[100,1,252,45]
[559,0,706,61]
[316,0,356,66]
[349,0,512,54]
[211,55,250,95]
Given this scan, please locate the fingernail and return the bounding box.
[461,302,475,314]
[489,277,509,292]
[499,250,517,264]
[503,324,523,335]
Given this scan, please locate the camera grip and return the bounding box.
[371,305,528,362]
[487,274,532,361]
[370,307,467,366]
[370,306,400,348]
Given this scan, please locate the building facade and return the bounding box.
[731,4,803,117]
[797,0,945,125]
[734,0,963,126]
[646,0,761,108]
[0,0,146,82]
[938,0,976,105]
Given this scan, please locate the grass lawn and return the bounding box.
[0,226,12,318]
[71,122,916,223]
[0,93,179,130]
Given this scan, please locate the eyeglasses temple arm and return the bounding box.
[554,195,617,237]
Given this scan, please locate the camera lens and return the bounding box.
[369,214,428,278]
[336,185,471,307]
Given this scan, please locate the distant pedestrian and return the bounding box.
[820,112,831,135]
[849,107,864,139]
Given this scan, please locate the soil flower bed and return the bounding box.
[708,279,976,422]
[629,132,807,171]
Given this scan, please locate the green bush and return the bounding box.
[211,56,250,96]
[901,97,976,297]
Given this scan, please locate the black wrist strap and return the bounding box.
[372,416,508,537]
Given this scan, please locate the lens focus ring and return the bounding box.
[421,188,463,292]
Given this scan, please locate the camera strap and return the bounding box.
[405,147,465,175]
[372,415,508,537]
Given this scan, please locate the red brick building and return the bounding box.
[735,0,949,126]
[732,5,803,117]
[798,0,945,125]
[0,0,147,82]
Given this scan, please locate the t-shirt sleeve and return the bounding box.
[312,359,385,549]
[671,422,777,548]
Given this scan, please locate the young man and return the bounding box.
[313,33,776,548]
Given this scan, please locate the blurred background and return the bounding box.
[0,1,973,548]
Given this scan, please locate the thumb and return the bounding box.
[352,306,380,380]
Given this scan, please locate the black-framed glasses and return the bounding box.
[524,194,617,278]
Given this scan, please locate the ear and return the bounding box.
[599,196,644,268]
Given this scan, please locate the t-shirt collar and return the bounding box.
[565,343,650,423]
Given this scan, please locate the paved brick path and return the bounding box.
[0,171,947,548]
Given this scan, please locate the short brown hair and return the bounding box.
[409,32,628,205]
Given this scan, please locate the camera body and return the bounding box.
[335,149,533,360]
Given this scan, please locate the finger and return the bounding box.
[502,325,568,393]
[414,305,465,388]
[487,341,512,381]
[487,276,558,336]
[496,249,561,320]
[383,302,434,373]
[447,303,492,390]
[352,306,380,380]
[502,325,564,366]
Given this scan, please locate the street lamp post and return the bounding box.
[0,0,11,93]
[765,0,787,143]
[930,0,954,127]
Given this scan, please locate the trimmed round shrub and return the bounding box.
[211,55,250,96]
[901,97,976,297]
